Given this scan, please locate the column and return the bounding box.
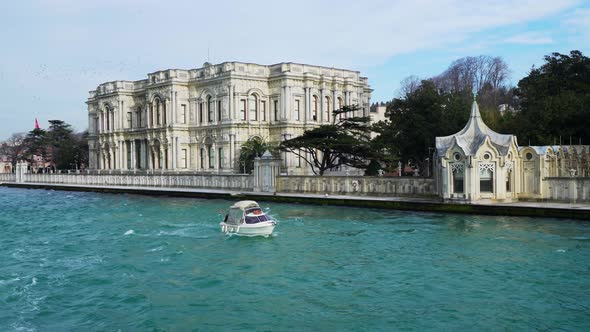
[130,140,136,170]
[233,91,238,121]
[303,87,309,123]
[139,139,146,169]
[285,86,291,121]
[229,134,235,172]
[172,137,178,170]
[228,84,233,120]
[170,91,176,125]
[320,88,325,123]
[165,99,171,125]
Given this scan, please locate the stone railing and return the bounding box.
[0,173,15,182]
[544,177,590,202]
[277,175,436,197]
[19,173,253,191]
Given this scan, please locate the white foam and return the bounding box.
[556,249,566,253]
[124,229,135,235]
[31,277,37,286]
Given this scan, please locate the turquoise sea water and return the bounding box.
[1,187,590,331]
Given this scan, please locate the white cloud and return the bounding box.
[503,32,554,45]
[0,0,584,138]
[563,7,590,42]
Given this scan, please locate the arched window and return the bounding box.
[207,96,214,123]
[249,94,258,121]
[479,163,494,192]
[313,96,318,121]
[337,97,344,119]
[217,100,222,122]
[200,148,206,169]
[162,101,167,125]
[325,96,331,123]
[155,98,161,125]
[452,163,464,193]
[209,146,215,169]
[105,106,111,131]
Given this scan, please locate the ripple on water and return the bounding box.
[1,187,590,331]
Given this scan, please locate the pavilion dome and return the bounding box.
[436,100,517,157]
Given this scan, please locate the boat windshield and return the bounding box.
[245,214,272,224]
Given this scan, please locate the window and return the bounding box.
[217,100,222,122]
[181,149,187,168]
[249,95,257,121]
[274,100,279,121]
[208,96,214,123]
[162,102,167,125]
[180,104,186,124]
[105,107,111,130]
[506,169,512,192]
[155,99,161,125]
[149,104,154,126]
[452,165,464,193]
[209,146,215,169]
[199,103,204,124]
[338,97,344,120]
[480,164,494,192]
[137,110,142,128]
[313,96,318,121]
[240,99,247,120]
[325,96,331,123]
[127,112,132,129]
[294,100,300,121]
[261,101,266,121]
[219,147,224,169]
[200,148,205,169]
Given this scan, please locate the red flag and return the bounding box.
[35,118,40,129]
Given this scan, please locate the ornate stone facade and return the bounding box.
[435,100,590,202]
[87,62,372,174]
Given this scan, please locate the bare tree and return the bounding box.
[398,75,422,97]
[433,55,510,94]
[0,133,26,168]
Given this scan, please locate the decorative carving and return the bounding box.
[479,162,495,172]
[505,160,514,172]
[451,162,464,172]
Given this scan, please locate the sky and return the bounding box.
[0,0,589,140]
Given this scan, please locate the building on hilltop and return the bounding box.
[87,62,372,174]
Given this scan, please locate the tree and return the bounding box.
[513,50,590,145]
[238,136,276,174]
[0,133,26,168]
[47,120,77,169]
[372,80,470,172]
[23,128,48,165]
[279,105,376,176]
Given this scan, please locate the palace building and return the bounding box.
[87,62,372,174]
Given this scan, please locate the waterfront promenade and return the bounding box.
[2,181,589,220]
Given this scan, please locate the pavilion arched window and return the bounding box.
[451,162,464,194]
[479,162,494,192]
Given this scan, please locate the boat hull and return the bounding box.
[220,221,276,237]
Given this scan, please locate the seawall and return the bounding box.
[2,182,589,221]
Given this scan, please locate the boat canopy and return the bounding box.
[230,200,260,211]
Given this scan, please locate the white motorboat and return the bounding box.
[220,200,277,237]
